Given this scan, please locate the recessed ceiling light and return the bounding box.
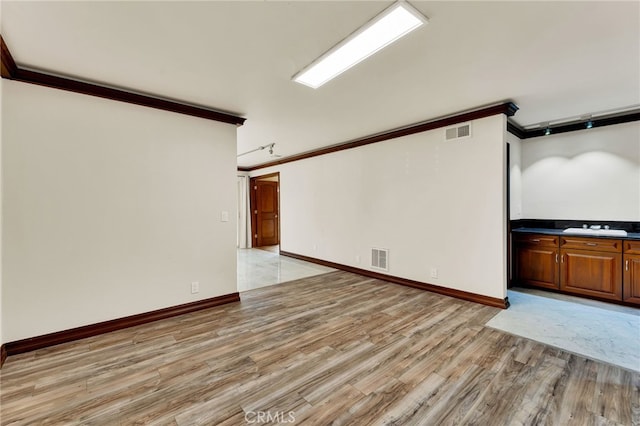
[293,2,428,89]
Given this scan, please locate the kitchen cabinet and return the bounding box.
[559,237,622,301]
[513,234,559,290]
[623,241,640,304]
[513,232,636,305]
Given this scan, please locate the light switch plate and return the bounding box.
[221,211,229,222]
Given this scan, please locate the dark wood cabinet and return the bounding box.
[513,232,636,306]
[513,234,559,289]
[559,248,622,301]
[623,241,640,304]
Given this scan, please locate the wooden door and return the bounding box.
[560,249,622,301]
[623,255,640,304]
[250,179,279,247]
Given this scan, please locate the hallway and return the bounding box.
[237,248,335,292]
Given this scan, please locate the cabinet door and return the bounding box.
[560,249,622,300]
[623,254,640,304]
[515,245,559,289]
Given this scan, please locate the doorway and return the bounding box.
[250,172,280,248]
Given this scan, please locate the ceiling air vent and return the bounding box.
[371,248,389,271]
[445,123,471,140]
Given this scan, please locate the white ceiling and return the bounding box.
[2,1,638,168]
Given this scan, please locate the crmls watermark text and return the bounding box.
[245,410,296,424]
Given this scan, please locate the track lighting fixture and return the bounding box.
[238,143,277,158]
[524,106,639,135]
[237,142,282,159]
[540,122,551,136]
[580,114,594,129]
[517,106,639,138]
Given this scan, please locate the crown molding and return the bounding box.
[239,101,518,172]
[1,35,18,78]
[1,35,245,126]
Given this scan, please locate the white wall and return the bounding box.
[252,114,508,300]
[520,122,640,221]
[508,132,523,220]
[2,81,238,342]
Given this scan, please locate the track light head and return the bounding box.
[238,142,277,158]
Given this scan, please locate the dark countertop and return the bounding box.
[512,227,640,241]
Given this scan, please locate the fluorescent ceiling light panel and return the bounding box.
[293,2,428,89]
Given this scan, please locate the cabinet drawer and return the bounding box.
[560,237,622,253]
[513,234,558,247]
[624,240,640,255]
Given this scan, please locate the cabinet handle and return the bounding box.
[585,243,597,246]
[627,260,630,271]
[561,255,564,263]
[531,239,541,242]
[555,253,559,263]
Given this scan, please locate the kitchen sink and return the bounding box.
[562,228,628,237]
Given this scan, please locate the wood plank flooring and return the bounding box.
[1,271,638,425]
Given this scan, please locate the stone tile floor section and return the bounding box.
[487,288,640,372]
[237,247,335,292]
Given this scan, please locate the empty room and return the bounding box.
[1,1,639,425]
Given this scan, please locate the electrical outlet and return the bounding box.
[313,244,318,251]
[191,281,199,294]
[355,255,361,264]
[430,268,438,279]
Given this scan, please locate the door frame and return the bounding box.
[249,172,280,247]
[506,142,512,288]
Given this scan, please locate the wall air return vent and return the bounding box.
[445,123,471,140]
[371,248,389,271]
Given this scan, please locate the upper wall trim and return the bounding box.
[507,110,640,140]
[240,101,518,171]
[506,121,527,139]
[1,36,17,78]
[0,35,245,126]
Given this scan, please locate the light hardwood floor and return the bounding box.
[1,271,638,425]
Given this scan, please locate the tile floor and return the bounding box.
[237,247,335,292]
[487,288,640,372]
